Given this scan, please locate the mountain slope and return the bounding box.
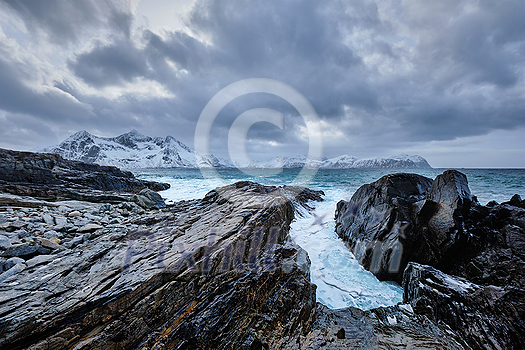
[38,130,219,168]
[259,154,432,169]
[39,130,432,169]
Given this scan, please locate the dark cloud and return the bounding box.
[0,0,524,166]
[69,39,149,87]
[0,55,94,122]
[2,0,132,45]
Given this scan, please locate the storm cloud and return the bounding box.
[0,0,523,166]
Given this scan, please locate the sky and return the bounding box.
[0,0,524,168]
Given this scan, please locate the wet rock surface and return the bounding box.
[0,182,323,349]
[335,169,525,349]
[334,173,433,282]
[404,262,525,350]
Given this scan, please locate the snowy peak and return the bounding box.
[39,130,432,169]
[39,130,221,168]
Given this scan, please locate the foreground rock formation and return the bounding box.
[2,150,524,349]
[335,170,525,349]
[0,182,323,349]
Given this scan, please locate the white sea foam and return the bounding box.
[136,168,524,311]
[289,188,403,310]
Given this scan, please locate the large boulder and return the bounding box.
[413,170,476,269]
[335,173,433,282]
[403,262,525,350]
[335,170,481,283]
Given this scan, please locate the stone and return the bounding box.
[334,173,433,282]
[68,210,81,217]
[403,262,525,349]
[132,188,166,209]
[1,244,51,259]
[99,204,113,212]
[35,237,66,251]
[25,254,54,268]
[44,230,59,239]
[14,229,30,238]
[77,223,104,233]
[42,213,55,226]
[0,262,26,283]
[0,235,12,250]
[0,220,26,232]
[4,257,25,270]
[49,237,60,244]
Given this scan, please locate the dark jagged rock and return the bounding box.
[0,181,323,350]
[334,170,482,283]
[0,148,169,203]
[404,262,525,350]
[413,170,477,271]
[284,303,469,349]
[334,173,433,282]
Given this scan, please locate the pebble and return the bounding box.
[78,223,104,233]
[68,211,82,218]
[0,235,12,250]
[44,231,59,239]
[35,237,66,251]
[42,214,55,226]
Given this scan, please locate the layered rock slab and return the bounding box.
[0,182,322,349]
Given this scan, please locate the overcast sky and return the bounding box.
[0,0,523,167]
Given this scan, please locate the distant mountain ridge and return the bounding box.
[37,129,221,168]
[38,130,432,169]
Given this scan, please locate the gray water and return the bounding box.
[134,168,525,309]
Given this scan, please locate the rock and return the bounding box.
[403,262,525,349]
[283,303,468,349]
[0,262,26,283]
[4,257,25,270]
[42,213,55,226]
[34,237,66,251]
[44,230,59,239]
[1,244,51,259]
[0,235,12,250]
[0,148,170,203]
[99,203,113,212]
[25,254,54,268]
[334,173,433,282]
[14,229,30,238]
[53,216,68,230]
[0,220,26,232]
[413,170,476,269]
[132,188,166,209]
[0,181,322,349]
[77,223,104,233]
[68,210,81,217]
[49,237,60,244]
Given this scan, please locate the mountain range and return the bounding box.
[37,130,432,169]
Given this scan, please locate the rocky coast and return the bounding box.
[1,148,524,349]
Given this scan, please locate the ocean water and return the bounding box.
[133,168,525,310]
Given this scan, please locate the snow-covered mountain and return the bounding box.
[37,130,222,168]
[257,154,431,169]
[38,130,431,169]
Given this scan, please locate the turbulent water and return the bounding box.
[133,168,525,310]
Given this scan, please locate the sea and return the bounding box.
[132,168,525,310]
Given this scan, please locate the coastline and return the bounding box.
[1,149,524,349]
